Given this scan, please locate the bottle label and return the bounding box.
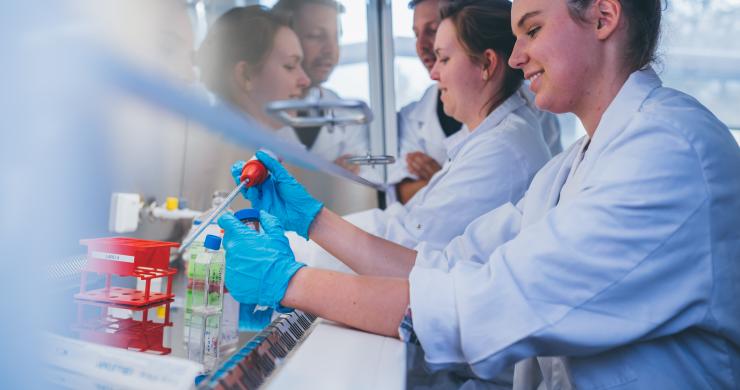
[91,251,135,263]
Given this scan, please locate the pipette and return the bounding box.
[177,159,269,255]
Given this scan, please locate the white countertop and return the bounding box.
[264,319,406,390]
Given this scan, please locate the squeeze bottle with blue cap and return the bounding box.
[186,234,226,373]
[182,191,230,264]
[182,218,223,348]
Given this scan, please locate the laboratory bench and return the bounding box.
[47,260,408,389]
[46,250,508,390]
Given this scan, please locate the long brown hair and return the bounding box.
[196,6,289,102]
[567,0,663,72]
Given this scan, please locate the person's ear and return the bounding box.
[481,49,499,82]
[592,0,622,40]
[233,61,253,92]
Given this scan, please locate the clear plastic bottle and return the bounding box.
[182,219,223,347]
[182,191,231,263]
[182,191,230,348]
[186,234,225,373]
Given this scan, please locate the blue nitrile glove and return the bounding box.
[230,151,323,239]
[238,304,274,332]
[218,210,306,309]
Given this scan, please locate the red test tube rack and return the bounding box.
[75,237,179,307]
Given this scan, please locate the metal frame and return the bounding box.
[265,99,374,128]
[367,0,397,184]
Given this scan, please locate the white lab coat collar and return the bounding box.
[445,91,527,160]
[587,67,662,161]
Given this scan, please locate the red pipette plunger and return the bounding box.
[240,159,268,187]
[178,158,269,254]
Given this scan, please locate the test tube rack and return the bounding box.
[75,237,179,307]
[73,299,174,355]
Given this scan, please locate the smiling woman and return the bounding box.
[508,0,663,133]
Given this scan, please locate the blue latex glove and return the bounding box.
[218,210,306,309]
[230,151,323,239]
[238,304,274,332]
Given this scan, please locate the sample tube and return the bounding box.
[235,208,260,232]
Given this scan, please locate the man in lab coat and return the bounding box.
[272,0,370,174]
[389,0,562,204]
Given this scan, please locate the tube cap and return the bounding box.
[204,234,222,250]
[165,197,179,211]
[235,208,260,221]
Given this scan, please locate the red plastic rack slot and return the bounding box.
[74,299,174,355]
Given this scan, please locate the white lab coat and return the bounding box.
[408,68,740,388]
[387,85,562,204]
[288,91,551,272]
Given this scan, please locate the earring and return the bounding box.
[482,71,489,81]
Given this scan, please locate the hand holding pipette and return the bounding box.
[239,151,324,239]
[178,158,268,254]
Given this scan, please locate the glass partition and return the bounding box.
[556,0,740,148]
[391,1,434,111]
[661,0,740,146]
[186,0,385,185]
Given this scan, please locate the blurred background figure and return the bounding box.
[273,0,371,173]
[196,6,311,142]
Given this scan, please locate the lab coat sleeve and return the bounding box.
[389,134,532,252]
[385,110,425,204]
[409,122,713,378]
[413,198,525,271]
[387,108,426,185]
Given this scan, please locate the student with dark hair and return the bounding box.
[219,0,740,387]
[390,0,561,204]
[196,6,310,142]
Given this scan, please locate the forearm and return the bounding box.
[309,208,417,277]
[281,267,409,338]
[396,179,428,204]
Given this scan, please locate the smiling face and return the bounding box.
[292,3,340,87]
[412,0,440,73]
[509,0,601,115]
[429,19,488,128]
[248,27,310,126]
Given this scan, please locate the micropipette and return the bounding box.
[178,159,268,255]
